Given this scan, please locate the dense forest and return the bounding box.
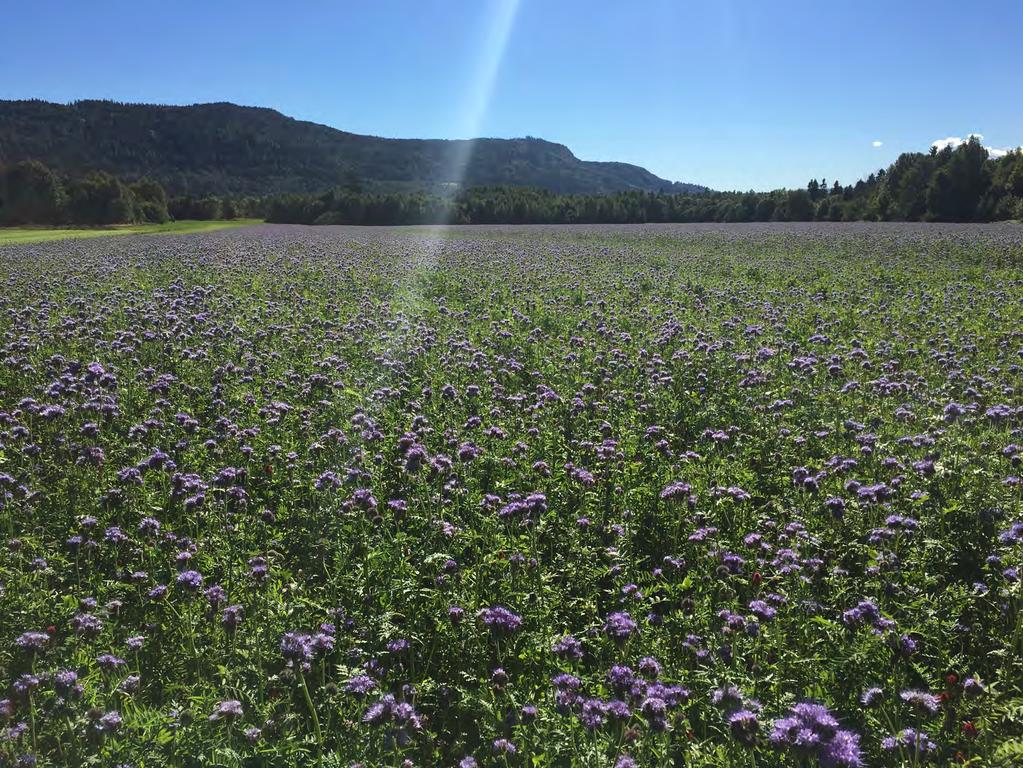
[2,138,1021,227]
[0,99,707,196]
[266,138,1023,224]
[0,161,260,226]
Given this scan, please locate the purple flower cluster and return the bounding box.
[770,702,862,767]
[478,605,523,634]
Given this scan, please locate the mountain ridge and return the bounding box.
[0,99,708,197]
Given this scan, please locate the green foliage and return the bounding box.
[0,224,1021,766]
[924,138,992,221]
[0,218,261,246]
[0,159,63,225]
[782,189,815,221]
[0,158,265,226]
[169,195,225,221]
[65,170,136,224]
[264,143,1023,227]
[3,104,1020,228]
[261,141,1023,227]
[0,99,709,196]
[131,177,170,223]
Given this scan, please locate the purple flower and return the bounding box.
[72,613,103,637]
[749,600,777,622]
[579,698,607,729]
[637,656,662,678]
[712,685,744,711]
[209,699,243,722]
[118,675,140,694]
[97,654,126,672]
[603,611,638,640]
[53,670,80,697]
[12,675,40,698]
[314,471,341,491]
[362,699,391,725]
[822,729,864,767]
[14,632,48,653]
[204,585,227,608]
[860,687,884,707]
[771,702,861,767]
[942,402,967,422]
[552,673,581,709]
[962,677,985,697]
[360,695,422,745]
[478,605,523,634]
[552,634,584,660]
[552,673,581,692]
[660,481,696,507]
[175,570,203,591]
[899,689,940,716]
[881,728,937,756]
[345,675,378,696]
[492,738,517,755]
[138,517,161,536]
[728,709,760,745]
[280,631,313,661]
[221,605,244,630]
[606,665,635,692]
[94,710,123,734]
[648,682,689,707]
[824,497,846,517]
[248,556,269,580]
[640,696,668,731]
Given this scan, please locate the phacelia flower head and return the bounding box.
[770,701,862,767]
[729,709,760,745]
[209,699,243,722]
[478,605,523,634]
[603,611,638,640]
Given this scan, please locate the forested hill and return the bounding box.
[0,99,708,197]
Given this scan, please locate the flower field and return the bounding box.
[2,222,1023,767]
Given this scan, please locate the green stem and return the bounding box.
[297,667,324,768]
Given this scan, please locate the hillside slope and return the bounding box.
[0,99,708,196]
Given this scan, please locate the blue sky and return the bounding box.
[2,0,1021,191]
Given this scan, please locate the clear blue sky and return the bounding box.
[2,0,1021,191]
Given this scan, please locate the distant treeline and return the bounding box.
[267,139,1023,225]
[0,161,261,226]
[3,138,1022,227]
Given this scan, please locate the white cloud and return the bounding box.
[931,135,968,151]
[986,146,1022,159]
[930,133,1019,157]
[872,140,883,147]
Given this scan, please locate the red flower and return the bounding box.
[962,721,978,739]
[751,571,762,586]
[946,673,959,686]
[938,691,951,704]
[46,625,57,635]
